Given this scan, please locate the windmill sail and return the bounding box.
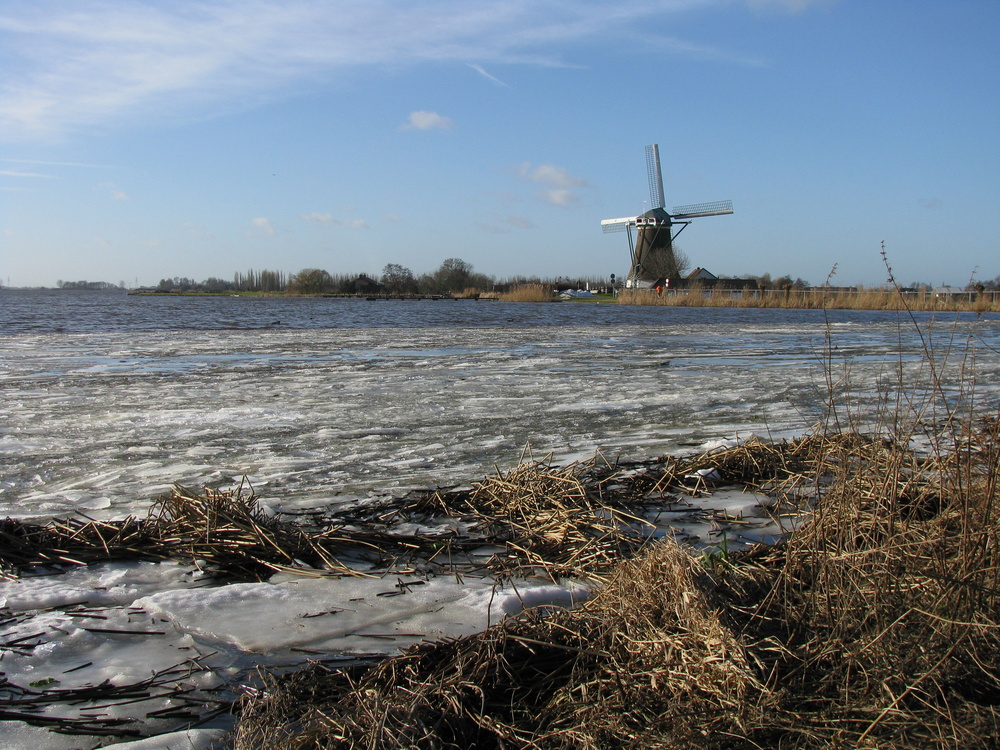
[646,144,665,209]
[601,216,639,233]
[671,200,733,220]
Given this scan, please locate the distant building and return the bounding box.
[933,285,964,297]
[687,268,718,282]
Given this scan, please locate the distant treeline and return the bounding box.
[56,280,126,290]
[52,261,1000,296]
[151,258,615,296]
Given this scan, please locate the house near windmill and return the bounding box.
[602,144,733,288]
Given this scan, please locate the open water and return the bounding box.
[3,289,1000,521]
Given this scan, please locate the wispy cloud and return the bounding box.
[748,0,837,11]
[0,0,785,141]
[2,158,111,168]
[302,212,335,222]
[539,188,579,207]
[505,215,534,229]
[469,63,510,87]
[516,162,586,189]
[1,169,54,178]
[515,161,587,207]
[181,221,215,240]
[301,212,369,228]
[402,111,454,131]
[248,217,275,236]
[101,181,129,200]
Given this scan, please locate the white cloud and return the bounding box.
[381,213,402,223]
[538,188,578,207]
[300,212,369,228]
[248,217,275,236]
[0,0,779,141]
[517,162,586,189]
[403,111,454,131]
[101,182,129,200]
[515,161,587,208]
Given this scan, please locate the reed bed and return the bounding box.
[0,445,768,582]
[617,286,1000,312]
[232,538,767,750]
[0,484,353,580]
[231,420,1000,749]
[498,284,556,303]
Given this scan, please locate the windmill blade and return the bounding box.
[601,216,638,233]
[671,200,733,219]
[645,144,665,210]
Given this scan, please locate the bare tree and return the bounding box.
[288,268,334,294]
[381,263,417,294]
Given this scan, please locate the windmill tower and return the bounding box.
[601,144,733,287]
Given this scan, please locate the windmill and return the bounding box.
[601,144,733,287]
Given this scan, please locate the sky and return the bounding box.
[1,0,998,289]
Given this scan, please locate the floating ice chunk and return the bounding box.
[0,562,199,611]
[0,721,102,750]
[698,435,753,451]
[134,574,589,655]
[685,467,722,482]
[499,583,590,615]
[101,729,228,749]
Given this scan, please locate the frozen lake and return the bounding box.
[6,290,998,522]
[2,289,999,748]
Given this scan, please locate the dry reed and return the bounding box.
[617,286,1000,312]
[499,284,556,303]
[6,426,997,747]
[231,422,1000,749]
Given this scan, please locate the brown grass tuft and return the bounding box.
[232,421,1000,749]
[499,284,555,303]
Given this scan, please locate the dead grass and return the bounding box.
[617,287,1000,312]
[499,284,556,303]
[232,537,768,750]
[5,424,997,747]
[230,421,1000,749]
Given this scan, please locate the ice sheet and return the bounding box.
[8,313,996,521]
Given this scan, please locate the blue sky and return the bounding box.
[1,0,998,288]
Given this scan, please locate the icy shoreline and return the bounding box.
[1,445,792,749]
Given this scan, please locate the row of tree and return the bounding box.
[61,261,1000,297]
[57,280,126,290]
[153,259,504,295]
